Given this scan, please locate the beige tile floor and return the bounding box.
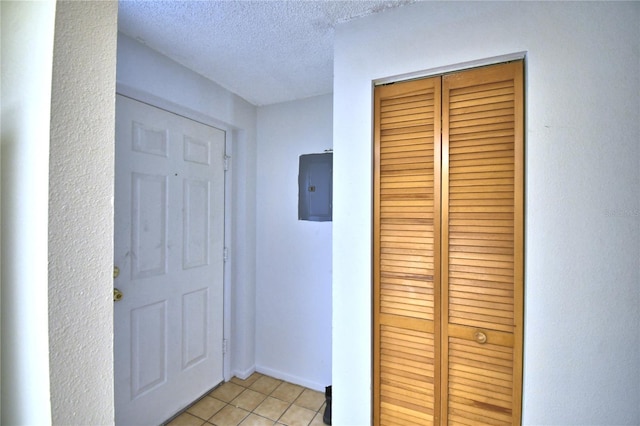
[165,373,328,426]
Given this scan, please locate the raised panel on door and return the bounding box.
[131,301,168,398]
[131,172,168,280]
[441,61,523,425]
[373,77,442,425]
[183,178,211,269]
[182,288,209,369]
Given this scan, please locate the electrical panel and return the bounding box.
[298,153,332,222]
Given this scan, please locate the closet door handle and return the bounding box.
[474,331,487,344]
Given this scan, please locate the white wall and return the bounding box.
[1,1,56,423]
[256,95,333,391]
[2,2,118,423]
[116,33,259,379]
[47,2,118,424]
[333,2,640,425]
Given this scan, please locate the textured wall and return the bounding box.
[256,94,333,390]
[333,2,640,425]
[48,2,118,424]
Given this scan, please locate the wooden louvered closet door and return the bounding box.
[373,61,523,425]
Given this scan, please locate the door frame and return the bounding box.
[374,52,527,87]
[115,83,234,383]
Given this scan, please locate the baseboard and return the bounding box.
[255,365,328,392]
[232,365,256,381]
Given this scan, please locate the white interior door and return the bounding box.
[114,95,225,425]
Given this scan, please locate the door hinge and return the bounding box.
[223,247,229,263]
[224,155,231,171]
[223,338,228,354]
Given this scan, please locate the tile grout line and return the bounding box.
[167,373,327,426]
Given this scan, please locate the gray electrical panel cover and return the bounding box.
[298,153,332,222]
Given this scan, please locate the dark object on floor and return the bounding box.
[323,385,332,425]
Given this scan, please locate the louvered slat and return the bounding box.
[380,324,435,424]
[445,69,516,331]
[374,77,441,425]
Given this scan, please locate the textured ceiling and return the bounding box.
[118,0,415,106]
